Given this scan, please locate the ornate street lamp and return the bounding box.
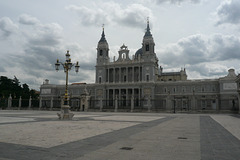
[55,50,80,120]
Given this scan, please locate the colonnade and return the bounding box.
[105,88,142,107]
[106,66,142,83]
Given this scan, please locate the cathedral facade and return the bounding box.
[40,22,239,112]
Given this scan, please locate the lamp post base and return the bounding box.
[57,105,74,120]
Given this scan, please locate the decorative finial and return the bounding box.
[102,24,104,31]
[144,17,152,37]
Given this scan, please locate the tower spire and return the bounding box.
[99,24,107,42]
[144,17,152,37]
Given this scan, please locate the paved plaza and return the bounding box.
[0,110,239,160]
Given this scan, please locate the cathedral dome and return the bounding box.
[135,48,143,57]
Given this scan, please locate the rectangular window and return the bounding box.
[146,75,149,82]
[164,88,167,93]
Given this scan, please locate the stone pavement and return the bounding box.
[0,110,239,160]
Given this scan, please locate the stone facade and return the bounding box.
[40,21,239,112]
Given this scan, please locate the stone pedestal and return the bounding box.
[28,96,32,110]
[80,88,90,112]
[114,97,118,112]
[7,94,12,110]
[191,96,196,111]
[147,96,151,112]
[130,96,134,112]
[99,98,103,111]
[57,105,74,120]
[18,96,22,110]
[166,96,172,111]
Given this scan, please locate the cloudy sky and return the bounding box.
[1,0,240,90]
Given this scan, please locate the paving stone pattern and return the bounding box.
[200,116,240,160]
[0,111,239,160]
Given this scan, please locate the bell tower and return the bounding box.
[96,26,109,83]
[142,18,155,55]
[96,26,109,65]
[141,18,159,82]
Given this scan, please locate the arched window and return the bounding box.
[99,50,103,56]
[99,77,102,84]
[146,44,149,51]
[122,53,126,59]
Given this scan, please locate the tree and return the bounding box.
[0,76,12,98]
[22,83,30,99]
[0,76,39,99]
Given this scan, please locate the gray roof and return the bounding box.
[161,72,181,76]
[99,29,107,43]
[135,48,143,57]
[144,22,152,37]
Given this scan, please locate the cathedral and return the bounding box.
[40,21,239,112]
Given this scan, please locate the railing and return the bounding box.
[1,97,238,112]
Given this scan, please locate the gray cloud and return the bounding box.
[0,17,18,38]
[66,2,152,29]
[216,0,240,26]
[188,63,228,78]
[210,34,240,61]
[19,14,40,25]
[155,0,201,4]
[0,15,96,89]
[159,34,240,68]
[18,19,64,74]
[0,16,65,89]
[0,65,5,72]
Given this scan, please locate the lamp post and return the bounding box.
[237,89,240,114]
[55,50,80,120]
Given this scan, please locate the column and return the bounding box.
[166,91,171,110]
[182,99,183,111]
[138,88,141,106]
[39,97,42,110]
[28,96,32,110]
[216,95,219,111]
[113,89,115,100]
[7,94,12,109]
[119,67,121,82]
[115,95,118,112]
[192,95,196,111]
[107,89,109,106]
[140,67,142,81]
[106,69,108,82]
[147,95,151,112]
[108,68,110,83]
[126,67,128,82]
[132,67,134,82]
[18,96,22,110]
[138,66,140,82]
[119,89,121,101]
[50,97,53,110]
[99,97,103,111]
[131,95,134,112]
[113,68,115,83]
